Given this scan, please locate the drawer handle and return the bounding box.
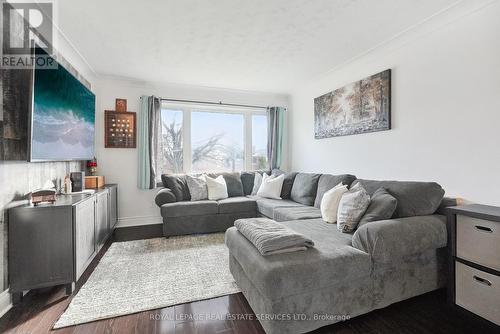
[475,225,493,233]
[473,275,492,287]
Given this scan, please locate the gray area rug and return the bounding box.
[54,233,240,328]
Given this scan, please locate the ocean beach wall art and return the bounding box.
[31,52,95,161]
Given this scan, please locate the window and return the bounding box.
[159,103,268,174]
[191,111,244,173]
[252,114,268,170]
[160,109,183,174]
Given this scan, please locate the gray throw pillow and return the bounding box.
[337,184,371,233]
[185,175,208,201]
[290,173,321,206]
[240,172,255,195]
[161,174,190,201]
[272,169,298,199]
[358,187,397,227]
[221,173,244,197]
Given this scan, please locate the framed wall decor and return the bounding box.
[104,110,136,148]
[115,98,127,112]
[314,69,391,139]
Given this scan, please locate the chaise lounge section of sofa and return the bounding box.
[225,178,450,334]
[155,170,454,333]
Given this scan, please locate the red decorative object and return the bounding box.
[86,157,98,176]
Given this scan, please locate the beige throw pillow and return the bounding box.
[205,175,228,200]
[257,174,284,199]
[320,183,348,223]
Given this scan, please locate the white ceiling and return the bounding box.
[57,0,459,93]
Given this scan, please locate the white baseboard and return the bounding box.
[0,289,12,319]
[116,215,162,228]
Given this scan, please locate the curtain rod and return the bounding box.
[160,98,268,110]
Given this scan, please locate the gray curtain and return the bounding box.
[148,96,161,188]
[267,106,286,170]
[138,95,161,189]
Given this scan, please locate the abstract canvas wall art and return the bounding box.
[314,69,391,139]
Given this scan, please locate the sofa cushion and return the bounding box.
[358,187,397,227]
[240,172,255,195]
[274,206,322,222]
[251,197,304,218]
[218,197,257,214]
[161,200,218,217]
[290,173,321,206]
[272,169,298,199]
[351,179,445,218]
[225,218,371,300]
[161,174,190,201]
[314,174,357,208]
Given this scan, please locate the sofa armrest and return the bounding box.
[155,188,177,207]
[351,215,447,263]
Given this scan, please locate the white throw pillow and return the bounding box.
[320,183,348,223]
[257,174,284,199]
[337,184,371,233]
[251,173,264,195]
[205,175,229,200]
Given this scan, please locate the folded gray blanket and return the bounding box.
[234,218,314,256]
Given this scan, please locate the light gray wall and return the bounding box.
[289,1,500,205]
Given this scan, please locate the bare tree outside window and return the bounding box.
[159,108,267,175]
[160,109,183,174]
[191,111,244,173]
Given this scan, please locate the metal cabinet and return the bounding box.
[9,205,74,293]
[8,185,118,303]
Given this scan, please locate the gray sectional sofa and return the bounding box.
[155,170,453,334]
[155,171,356,236]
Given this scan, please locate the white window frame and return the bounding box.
[161,101,267,173]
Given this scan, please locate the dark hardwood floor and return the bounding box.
[1,238,498,334]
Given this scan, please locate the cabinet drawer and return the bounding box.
[455,262,500,325]
[457,215,500,271]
